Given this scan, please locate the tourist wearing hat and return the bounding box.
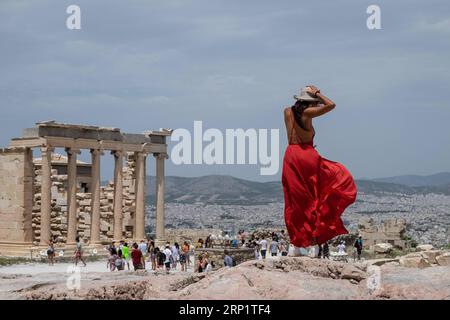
[282,86,357,252]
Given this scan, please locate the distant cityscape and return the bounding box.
[145,191,450,248]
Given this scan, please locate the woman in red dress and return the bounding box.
[282,85,357,250]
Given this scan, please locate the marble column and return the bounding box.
[154,153,168,243]
[39,145,53,246]
[112,150,124,240]
[90,149,103,244]
[134,152,147,240]
[66,147,80,244]
[23,147,34,243]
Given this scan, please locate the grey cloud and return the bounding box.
[0,0,449,181]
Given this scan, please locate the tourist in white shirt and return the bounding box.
[337,241,346,255]
[163,245,172,274]
[259,238,268,259]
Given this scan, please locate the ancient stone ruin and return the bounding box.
[195,247,255,270]
[0,121,172,257]
[358,217,408,251]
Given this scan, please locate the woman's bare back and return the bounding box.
[284,107,315,144]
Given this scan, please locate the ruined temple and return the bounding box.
[0,121,172,257]
[358,217,408,250]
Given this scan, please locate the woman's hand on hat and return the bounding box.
[307,85,320,96]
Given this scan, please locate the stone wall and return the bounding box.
[251,228,289,241]
[165,228,223,245]
[164,228,290,248]
[32,167,66,244]
[122,153,137,238]
[0,148,33,243]
[195,247,255,270]
[30,153,137,245]
[358,217,408,249]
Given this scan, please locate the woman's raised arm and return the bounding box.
[303,86,336,118]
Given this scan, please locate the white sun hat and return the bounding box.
[293,86,319,102]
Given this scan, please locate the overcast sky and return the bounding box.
[1,0,449,181]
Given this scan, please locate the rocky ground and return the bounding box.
[1,254,449,300]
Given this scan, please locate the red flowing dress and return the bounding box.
[282,124,357,248]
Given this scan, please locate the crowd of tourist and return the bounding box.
[248,230,290,259]
[192,230,291,271]
[195,229,363,262]
[51,229,364,271]
[195,249,234,273]
[105,238,194,273]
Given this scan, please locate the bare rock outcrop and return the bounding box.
[416,244,435,252]
[421,250,441,264]
[436,252,450,266]
[374,243,394,254]
[399,253,432,269]
[173,257,367,300]
[397,250,450,268]
[9,256,450,300]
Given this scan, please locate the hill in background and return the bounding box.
[145,172,450,204]
[373,172,450,187]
